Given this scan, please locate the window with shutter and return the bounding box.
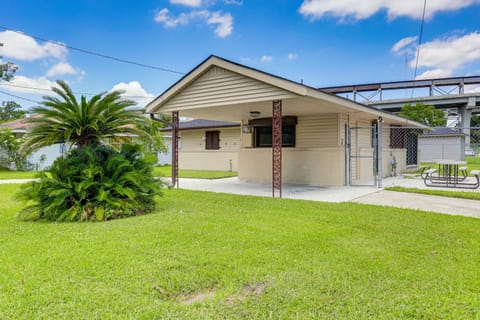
[205,131,220,150]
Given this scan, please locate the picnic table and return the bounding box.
[423,159,480,189]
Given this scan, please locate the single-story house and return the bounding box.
[0,116,63,170]
[0,117,149,170]
[418,127,465,162]
[159,119,240,170]
[146,55,426,191]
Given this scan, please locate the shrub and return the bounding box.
[16,143,162,222]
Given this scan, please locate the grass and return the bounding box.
[0,166,237,180]
[386,186,480,200]
[0,170,40,179]
[1,185,479,319]
[154,165,237,179]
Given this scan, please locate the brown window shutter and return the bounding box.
[205,131,220,150]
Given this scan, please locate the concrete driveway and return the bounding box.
[175,176,480,218]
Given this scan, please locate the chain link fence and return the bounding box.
[382,126,480,175]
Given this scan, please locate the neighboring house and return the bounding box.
[0,116,64,170]
[0,117,153,171]
[160,119,240,171]
[418,127,465,162]
[146,55,426,187]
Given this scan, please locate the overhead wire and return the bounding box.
[0,25,186,75]
[411,0,427,97]
[0,82,155,99]
[0,90,40,103]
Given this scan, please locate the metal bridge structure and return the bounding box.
[320,75,480,124]
[320,75,480,148]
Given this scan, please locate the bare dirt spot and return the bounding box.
[179,289,216,305]
[225,282,268,305]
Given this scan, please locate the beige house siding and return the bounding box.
[237,115,345,186]
[179,127,240,171]
[238,148,344,186]
[176,114,410,186]
[164,66,297,111]
[295,114,339,148]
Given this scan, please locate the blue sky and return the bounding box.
[1,0,480,110]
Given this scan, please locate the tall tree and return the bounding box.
[0,128,29,170]
[0,43,18,81]
[399,102,446,127]
[0,101,26,122]
[22,80,150,153]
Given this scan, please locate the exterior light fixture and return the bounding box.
[242,125,251,133]
[250,111,261,118]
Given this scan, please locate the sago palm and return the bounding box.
[22,80,149,152]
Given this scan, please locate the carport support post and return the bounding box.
[376,119,383,188]
[344,123,350,186]
[272,100,282,198]
[172,111,179,188]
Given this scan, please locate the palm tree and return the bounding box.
[22,80,149,152]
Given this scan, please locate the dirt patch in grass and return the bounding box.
[178,289,216,305]
[225,282,268,305]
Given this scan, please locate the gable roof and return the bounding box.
[420,127,465,137]
[146,55,427,128]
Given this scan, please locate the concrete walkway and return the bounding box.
[175,176,480,218]
[2,176,479,218]
[0,179,37,184]
[352,190,480,218]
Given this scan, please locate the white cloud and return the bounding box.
[412,32,480,79]
[110,81,154,107]
[391,36,418,54]
[223,0,243,4]
[155,8,233,37]
[6,75,57,94]
[299,0,480,21]
[45,62,78,77]
[170,0,203,7]
[465,85,480,93]
[207,12,233,38]
[287,53,299,60]
[260,55,273,63]
[415,68,453,80]
[169,0,242,7]
[0,30,67,61]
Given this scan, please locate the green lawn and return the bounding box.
[154,165,237,179]
[0,170,41,179]
[1,185,479,318]
[386,186,480,200]
[0,166,237,180]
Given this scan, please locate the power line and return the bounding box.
[0,82,155,99]
[0,25,186,75]
[0,90,40,103]
[412,0,427,95]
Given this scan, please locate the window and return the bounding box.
[390,125,406,148]
[251,116,297,148]
[205,130,220,150]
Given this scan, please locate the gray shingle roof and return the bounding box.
[421,127,465,137]
[161,118,239,131]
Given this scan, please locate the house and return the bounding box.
[0,117,149,170]
[146,55,426,190]
[160,119,240,171]
[0,116,63,170]
[418,127,466,162]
